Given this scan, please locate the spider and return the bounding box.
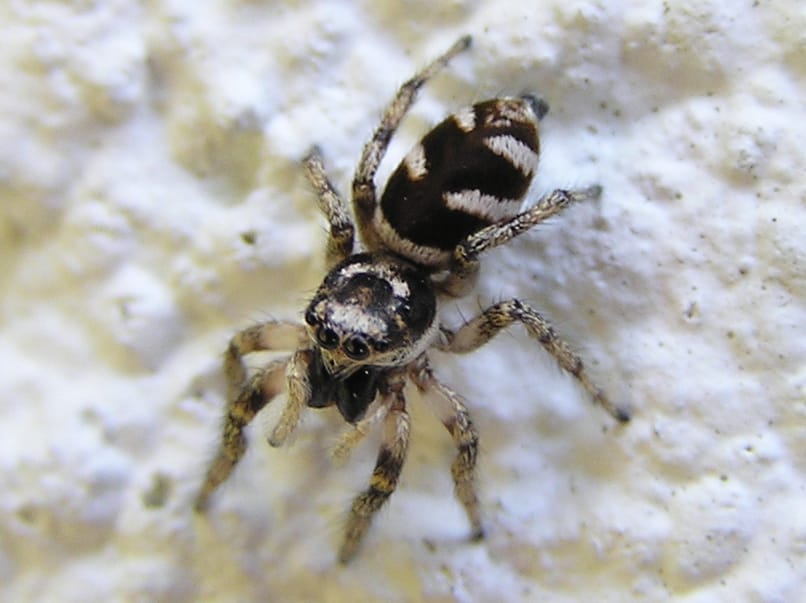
[194,35,630,564]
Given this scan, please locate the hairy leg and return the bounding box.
[303,147,355,267]
[195,357,288,511]
[439,299,630,422]
[339,378,410,563]
[331,395,390,464]
[196,322,310,510]
[224,321,307,401]
[410,357,483,539]
[267,349,315,447]
[351,35,472,250]
[441,185,602,297]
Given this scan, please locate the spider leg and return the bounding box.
[339,377,410,564]
[441,185,602,297]
[410,356,483,539]
[267,348,316,447]
[351,35,472,250]
[303,147,355,267]
[224,320,307,400]
[439,299,630,422]
[195,357,288,511]
[331,394,390,464]
[195,321,309,511]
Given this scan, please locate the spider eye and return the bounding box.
[316,327,339,349]
[343,336,369,360]
[304,308,319,326]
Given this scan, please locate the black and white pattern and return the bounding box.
[195,35,628,565]
[375,98,542,267]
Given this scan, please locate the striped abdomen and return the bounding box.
[374,97,544,269]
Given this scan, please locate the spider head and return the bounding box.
[304,253,437,378]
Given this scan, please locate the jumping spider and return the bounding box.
[194,35,630,563]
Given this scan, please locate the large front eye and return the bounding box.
[343,336,369,360]
[316,327,339,349]
[304,308,319,326]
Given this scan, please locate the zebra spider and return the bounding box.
[194,35,630,563]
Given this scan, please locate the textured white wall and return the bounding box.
[2,1,804,601]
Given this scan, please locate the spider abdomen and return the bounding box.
[374,97,544,269]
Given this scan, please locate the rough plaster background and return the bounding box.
[2,1,804,601]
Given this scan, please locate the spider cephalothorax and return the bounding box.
[303,253,438,380]
[303,252,438,423]
[195,35,629,564]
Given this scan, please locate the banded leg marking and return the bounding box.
[352,35,472,250]
[268,349,315,447]
[411,358,483,539]
[339,389,410,564]
[195,358,288,511]
[439,299,630,422]
[442,186,603,297]
[303,147,355,267]
[224,321,307,401]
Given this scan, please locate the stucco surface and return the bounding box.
[1,1,804,601]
